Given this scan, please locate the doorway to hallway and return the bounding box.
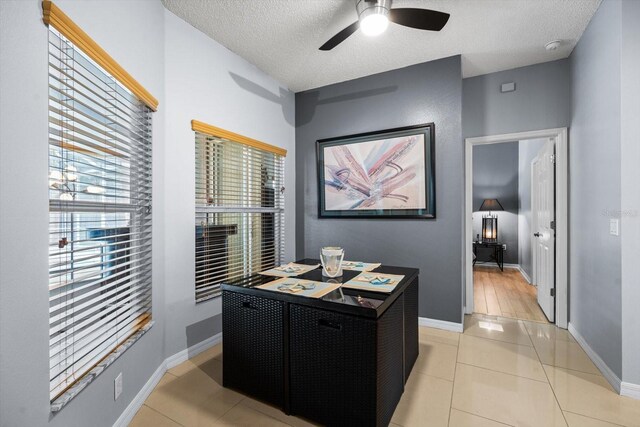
[464,128,568,328]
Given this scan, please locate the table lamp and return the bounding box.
[479,198,504,242]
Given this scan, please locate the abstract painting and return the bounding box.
[317,124,435,218]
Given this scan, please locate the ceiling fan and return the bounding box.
[320,0,450,51]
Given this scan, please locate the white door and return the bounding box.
[532,139,556,322]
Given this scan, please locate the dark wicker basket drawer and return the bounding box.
[289,304,377,426]
[404,278,419,381]
[222,291,284,407]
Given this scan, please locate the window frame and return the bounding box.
[193,121,286,302]
[44,1,157,412]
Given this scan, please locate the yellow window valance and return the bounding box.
[191,120,287,157]
[42,0,159,111]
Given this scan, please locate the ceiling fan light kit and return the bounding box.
[357,0,391,37]
[319,0,450,51]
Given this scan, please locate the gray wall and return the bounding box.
[518,138,546,281]
[472,142,519,265]
[296,56,463,324]
[0,1,296,426]
[620,0,640,387]
[569,0,623,379]
[463,59,570,138]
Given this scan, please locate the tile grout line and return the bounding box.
[446,337,460,427]
[562,410,626,427]
[455,361,550,384]
[451,408,516,427]
[409,369,455,385]
[452,323,516,427]
[142,403,186,427]
[458,333,549,382]
[462,331,533,347]
[541,360,607,378]
[462,329,538,349]
[521,315,609,378]
[522,319,570,427]
[137,372,186,426]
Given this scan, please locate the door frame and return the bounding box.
[464,128,568,329]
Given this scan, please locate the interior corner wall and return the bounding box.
[569,0,622,379]
[0,1,167,426]
[295,56,463,324]
[472,142,519,265]
[517,138,546,281]
[162,9,296,358]
[620,0,640,387]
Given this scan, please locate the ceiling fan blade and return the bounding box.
[389,8,450,31]
[319,21,359,51]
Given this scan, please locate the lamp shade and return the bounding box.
[479,198,504,212]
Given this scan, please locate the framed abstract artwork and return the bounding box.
[317,124,436,219]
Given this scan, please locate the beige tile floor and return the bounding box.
[130,314,640,427]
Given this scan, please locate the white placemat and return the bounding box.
[342,272,405,293]
[259,263,320,277]
[256,277,341,298]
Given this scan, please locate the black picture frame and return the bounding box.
[317,124,436,219]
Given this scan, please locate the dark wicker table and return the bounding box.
[221,259,419,427]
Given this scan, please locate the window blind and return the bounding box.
[48,27,153,404]
[195,132,285,302]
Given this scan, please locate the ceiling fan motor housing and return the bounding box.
[356,0,392,21]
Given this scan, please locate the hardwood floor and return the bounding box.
[473,266,549,322]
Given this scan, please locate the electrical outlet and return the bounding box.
[610,218,620,236]
[502,244,507,251]
[114,372,123,400]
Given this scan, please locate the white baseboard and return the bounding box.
[419,317,463,333]
[518,267,532,284]
[621,382,640,400]
[113,332,222,427]
[166,333,222,370]
[475,262,519,270]
[113,361,166,427]
[568,323,621,393]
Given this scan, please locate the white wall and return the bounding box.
[162,9,296,357]
[620,0,640,388]
[569,0,623,380]
[0,1,295,426]
[1,1,167,426]
[517,138,546,282]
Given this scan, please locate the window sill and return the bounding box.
[196,293,222,304]
[50,321,154,413]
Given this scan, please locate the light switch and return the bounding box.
[609,219,619,236]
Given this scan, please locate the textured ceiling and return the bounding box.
[162,0,601,92]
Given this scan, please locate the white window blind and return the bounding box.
[195,132,285,302]
[48,27,153,404]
